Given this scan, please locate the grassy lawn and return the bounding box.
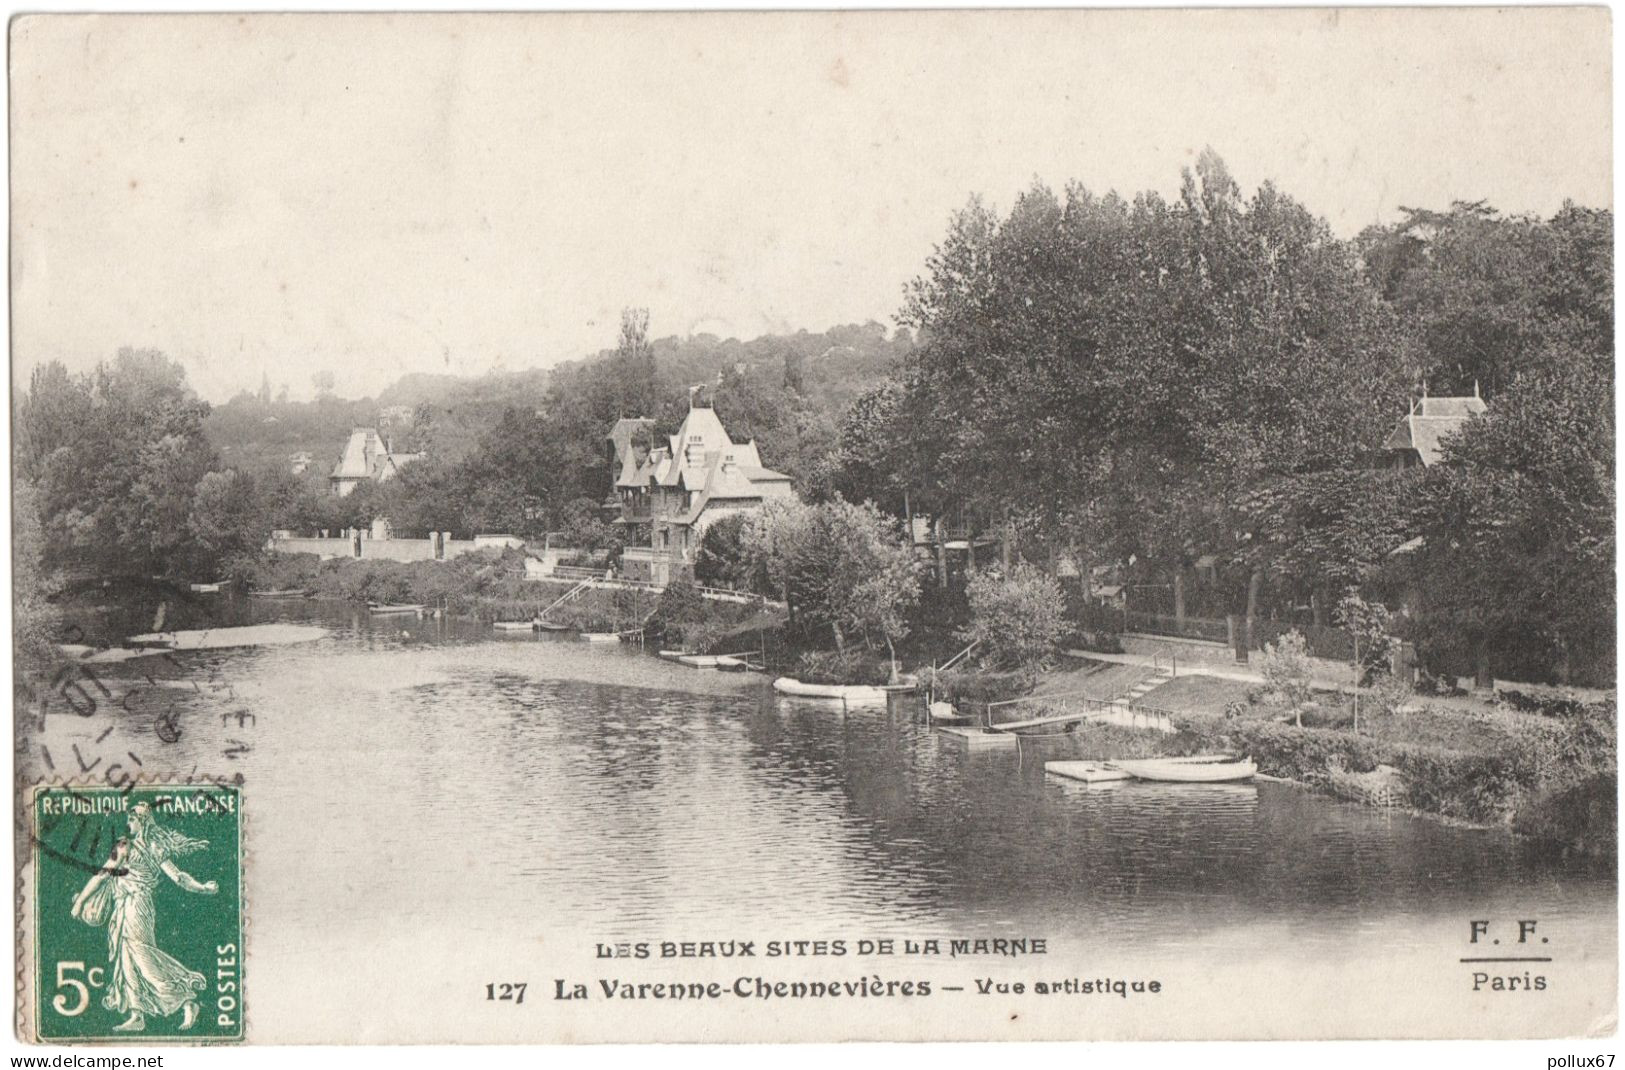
[1033,658,1157,702]
[1135,674,1253,715]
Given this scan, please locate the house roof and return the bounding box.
[736,465,791,482]
[615,405,794,526]
[1383,395,1488,466]
[605,417,656,445]
[331,428,420,483]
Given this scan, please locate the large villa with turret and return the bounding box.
[606,405,794,585]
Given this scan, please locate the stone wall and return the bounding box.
[270,532,496,564]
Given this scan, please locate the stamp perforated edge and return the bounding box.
[15,774,249,1045]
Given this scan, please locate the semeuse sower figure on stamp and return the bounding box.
[70,801,217,1032]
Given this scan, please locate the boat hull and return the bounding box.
[772,677,888,703]
[1111,758,1257,783]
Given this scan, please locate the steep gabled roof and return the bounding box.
[1383,395,1488,467]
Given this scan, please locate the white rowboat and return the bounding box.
[1112,757,1257,783]
[772,677,889,703]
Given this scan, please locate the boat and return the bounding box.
[580,632,621,643]
[189,582,224,593]
[369,603,425,615]
[677,654,724,668]
[714,656,753,673]
[772,677,889,703]
[657,650,689,661]
[250,588,306,598]
[493,621,535,631]
[1111,756,1257,783]
[535,620,570,631]
[1044,761,1132,784]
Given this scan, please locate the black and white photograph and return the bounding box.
[7,7,1616,1050]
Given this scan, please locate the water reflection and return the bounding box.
[24,597,1615,968]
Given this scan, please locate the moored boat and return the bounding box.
[714,656,753,672]
[189,582,225,593]
[580,632,621,643]
[677,654,724,668]
[535,620,570,631]
[772,677,888,703]
[369,603,425,615]
[493,621,534,631]
[250,588,305,598]
[1111,756,1257,783]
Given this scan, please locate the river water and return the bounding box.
[21,597,1617,1041]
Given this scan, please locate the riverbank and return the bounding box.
[1006,668,1616,856]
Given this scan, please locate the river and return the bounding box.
[20,595,1617,1042]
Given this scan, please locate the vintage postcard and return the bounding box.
[8,8,1615,1047]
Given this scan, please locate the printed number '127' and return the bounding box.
[486,982,527,1005]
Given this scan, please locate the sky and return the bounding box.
[9,8,1613,403]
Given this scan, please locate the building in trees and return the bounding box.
[605,417,658,515]
[612,403,794,585]
[1382,390,1487,469]
[329,427,424,497]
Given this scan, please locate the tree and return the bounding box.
[1358,202,1612,397]
[612,307,658,418]
[959,563,1066,670]
[892,155,1418,620]
[187,470,268,579]
[13,481,60,670]
[741,498,821,625]
[1239,468,1421,622]
[1333,590,1397,683]
[1259,630,1314,727]
[22,349,218,579]
[1405,357,1613,686]
[819,498,920,673]
[741,497,918,656]
[555,497,611,551]
[693,513,753,589]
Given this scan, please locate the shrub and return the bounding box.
[1512,774,1617,856]
[1171,715,1532,824]
[693,513,754,590]
[1069,630,1125,655]
[1499,688,1592,720]
[960,563,1066,669]
[1259,629,1314,725]
[922,667,1037,709]
[796,649,892,686]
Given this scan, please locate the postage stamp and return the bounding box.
[22,782,244,1043]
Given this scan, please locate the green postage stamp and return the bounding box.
[22,783,245,1043]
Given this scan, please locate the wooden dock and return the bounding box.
[935,725,1019,749]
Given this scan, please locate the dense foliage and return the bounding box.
[13,153,1612,688]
